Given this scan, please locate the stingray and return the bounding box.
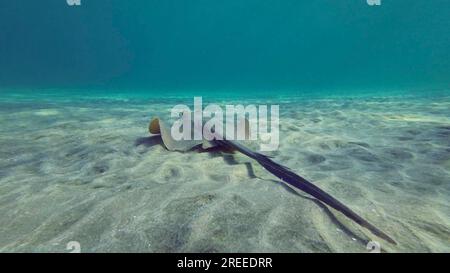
[148,117,397,245]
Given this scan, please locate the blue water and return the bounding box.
[1,0,449,93]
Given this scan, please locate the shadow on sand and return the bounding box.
[135,136,373,249]
[135,136,163,148]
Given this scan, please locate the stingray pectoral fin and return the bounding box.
[149,117,203,152]
[215,139,397,245]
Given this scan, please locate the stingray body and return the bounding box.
[148,117,397,245]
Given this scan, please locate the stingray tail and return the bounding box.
[215,139,397,245]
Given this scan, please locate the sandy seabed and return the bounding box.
[0,92,449,253]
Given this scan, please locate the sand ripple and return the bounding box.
[0,94,449,252]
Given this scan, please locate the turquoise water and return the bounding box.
[0,1,450,252]
[1,1,449,91]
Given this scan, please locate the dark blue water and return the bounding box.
[1,0,449,95]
